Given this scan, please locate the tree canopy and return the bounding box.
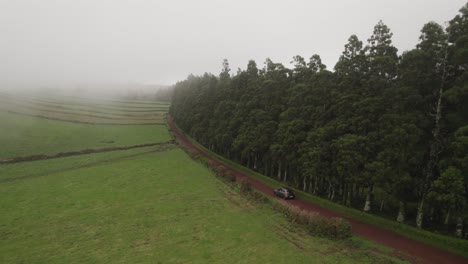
[170,4,468,237]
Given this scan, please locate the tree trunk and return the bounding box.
[444,208,451,226]
[277,162,282,180]
[346,189,352,207]
[380,200,385,211]
[254,154,258,170]
[429,207,435,222]
[397,201,405,223]
[342,184,347,204]
[416,198,425,229]
[352,183,357,200]
[303,177,307,192]
[313,177,318,194]
[283,165,288,182]
[417,38,449,228]
[293,168,299,186]
[455,217,463,238]
[330,186,335,201]
[363,185,372,213]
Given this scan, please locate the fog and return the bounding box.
[1,0,465,90]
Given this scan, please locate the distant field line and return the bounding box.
[36,94,170,106]
[0,140,176,164]
[0,97,163,118]
[0,91,170,106]
[0,101,160,121]
[0,92,170,108]
[0,110,166,126]
[0,96,169,112]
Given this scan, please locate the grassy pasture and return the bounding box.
[0,112,170,158]
[0,96,166,117]
[0,148,405,263]
[0,92,172,158]
[0,92,170,111]
[0,103,164,125]
[0,94,168,125]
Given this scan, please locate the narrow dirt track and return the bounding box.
[168,116,467,264]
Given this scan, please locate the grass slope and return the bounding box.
[0,112,170,158]
[0,148,405,263]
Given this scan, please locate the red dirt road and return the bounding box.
[168,116,467,264]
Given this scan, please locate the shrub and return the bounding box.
[208,160,217,168]
[332,217,352,239]
[186,149,200,160]
[239,179,252,193]
[217,165,227,176]
[198,157,210,167]
[250,191,268,203]
[273,200,352,240]
[224,171,237,183]
[210,165,219,175]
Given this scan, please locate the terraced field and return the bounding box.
[0,91,169,125]
[0,92,170,158]
[0,91,405,263]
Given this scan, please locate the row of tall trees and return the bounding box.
[170,4,468,236]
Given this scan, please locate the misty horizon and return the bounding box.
[1,0,466,88]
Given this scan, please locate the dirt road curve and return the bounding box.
[168,116,467,264]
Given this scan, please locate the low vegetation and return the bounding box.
[179,142,353,241]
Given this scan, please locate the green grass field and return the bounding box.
[0,91,170,158]
[0,92,169,126]
[0,112,170,158]
[0,92,405,263]
[0,148,405,263]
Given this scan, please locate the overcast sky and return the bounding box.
[0,0,466,87]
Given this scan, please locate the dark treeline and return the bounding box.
[170,4,468,236]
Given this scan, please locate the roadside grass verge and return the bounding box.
[178,126,468,258]
[182,148,353,241]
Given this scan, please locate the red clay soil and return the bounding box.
[167,116,467,264]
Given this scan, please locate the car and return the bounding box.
[273,187,295,200]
